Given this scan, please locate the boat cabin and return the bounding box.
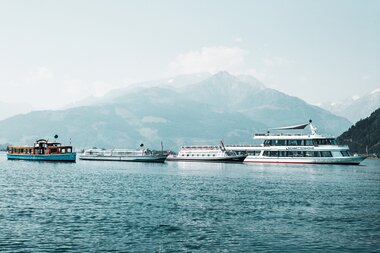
[260,137,338,146]
[178,146,237,158]
[7,139,73,155]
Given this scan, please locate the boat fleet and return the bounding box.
[5,120,367,165]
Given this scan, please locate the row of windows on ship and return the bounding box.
[264,138,337,146]
[236,150,351,157]
[9,147,72,154]
[180,151,236,157]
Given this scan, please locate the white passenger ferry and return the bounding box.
[79,148,168,163]
[167,142,247,163]
[226,120,366,165]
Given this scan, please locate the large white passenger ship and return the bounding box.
[167,143,247,163]
[79,148,168,163]
[226,121,366,165]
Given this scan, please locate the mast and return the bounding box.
[220,140,226,151]
[309,119,317,135]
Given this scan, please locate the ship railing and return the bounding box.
[181,146,221,150]
[255,133,306,137]
[226,144,261,147]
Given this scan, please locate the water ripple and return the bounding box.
[0,155,379,252]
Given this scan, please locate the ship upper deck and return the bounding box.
[254,133,333,140]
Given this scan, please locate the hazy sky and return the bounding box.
[0,0,379,109]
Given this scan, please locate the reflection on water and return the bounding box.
[0,154,379,252]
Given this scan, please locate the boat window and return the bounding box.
[264,140,271,146]
[269,151,279,157]
[327,139,337,145]
[212,154,215,156]
[272,140,286,146]
[286,151,303,157]
[288,140,302,146]
[305,151,314,157]
[186,154,189,156]
[263,151,270,156]
[341,151,350,157]
[304,140,314,146]
[316,139,328,145]
[321,151,332,157]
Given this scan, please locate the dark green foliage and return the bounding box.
[337,108,380,156]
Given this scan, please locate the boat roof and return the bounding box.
[180,146,222,150]
[254,133,333,140]
[269,123,309,131]
[8,145,72,148]
[8,145,33,149]
[255,120,333,139]
[84,148,143,152]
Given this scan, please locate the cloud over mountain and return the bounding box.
[168,47,247,75]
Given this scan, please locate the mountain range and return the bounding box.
[0,71,351,150]
[321,88,380,123]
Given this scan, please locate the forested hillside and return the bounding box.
[337,108,380,157]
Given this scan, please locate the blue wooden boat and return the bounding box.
[7,139,76,162]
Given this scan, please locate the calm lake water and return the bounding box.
[0,153,379,252]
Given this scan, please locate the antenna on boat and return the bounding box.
[220,140,226,151]
[309,119,317,135]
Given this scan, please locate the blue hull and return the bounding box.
[7,153,77,162]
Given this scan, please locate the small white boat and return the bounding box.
[167,142,247,163]
[79,148,168,163]
[226,120,367,165]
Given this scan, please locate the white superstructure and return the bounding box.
[226,121,366,165]
[79,148,168,163]
[167,144,247,162]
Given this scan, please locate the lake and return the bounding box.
[0,154,379,252]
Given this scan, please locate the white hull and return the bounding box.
[244,155,366,165]
[79,155,167,163]
[166,154,247,163]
